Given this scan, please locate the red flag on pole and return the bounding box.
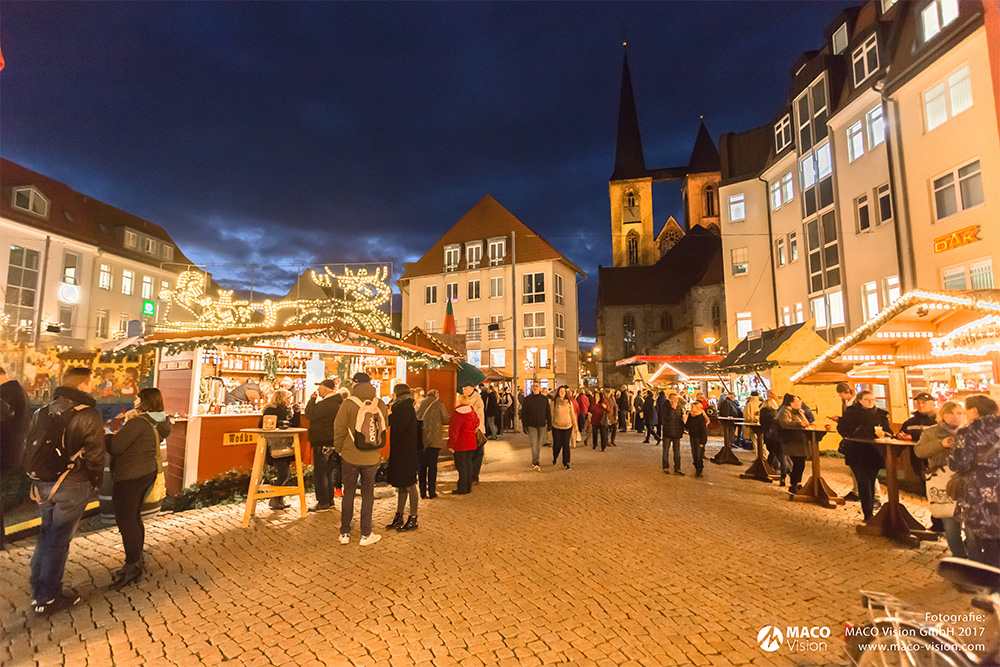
[443,299,457,335]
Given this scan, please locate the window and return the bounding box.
[143,238,157,255]
[490,348,506,368]
[933,159,983,220]
[852,34,879,86]
[731,247,749,276]
[876,184,893,225]
[523,272,545,304]
[769,181,782,211]
[661,311,673,331]
[942,259,995,290]
[800,154,816,189]
[11,186,50,217]
[444,246,460,272]
[489,314,504,340]
[466,316,481,342]
[62,252,79,285]
[99,264,112,290]
[488,238,506,266]
[922,0,959,42]
[121,270,134,296]
[795,302,805,323]
[555,312,565,339]
[162,245,174,261]
[884,275,901,304]
[124,230,137,249]
[796,77,829,153]
[736,312,753,340]
[446,282,459,302]
[781,172,794,203]
[424,320,437,333]
[704,186,716,217]
[811,296,828,328]
[862,281,880,320]
[466,243,482,269]
[847,121,865,162]
[4,245,40,330]
[118,313,129,335]
[425,285,437,305]
[728,194,746,222]
[782,306,792,326]
[141,276,153,300]
[816,142,832,179]
[467,349,483,367]
[924,65,973,131]
[774,114,792,153]
[828,290,845,325]
[867,106,885,148]
[626,231,639,266]
[789,232,799,262]
[971,259,995,290]
[623,314,636,356]
[623,190,640,222]
[856,194,872,232]
[711,302,721,330]
[96,309,110,339]
[58,305,74,333]
[490,276,503,299]
[467,280,480,301]
[832,24,848,55]
[160,280,170,300]
[776,238,787,267]
[523,312,545,338]
[882,0,897,11]
[554,274,564,306]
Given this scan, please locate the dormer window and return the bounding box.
[852,34,879,86]
[144,238,157,255]
[444,245,460,273]
[162,245,174,261]
[466,243,482,269]
[623,190,640,222]
[124,230,138,249]
[832,24,848,55]
[11,186,49,218]
[774,115,792,153]
[488,238,506,266]
[922,0,959,42]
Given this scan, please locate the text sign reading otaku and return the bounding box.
[223,432,257,446]
[933,225,980,253]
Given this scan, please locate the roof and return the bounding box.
[718,323,806,372]
[610,53,647,181]
[597,225,723,307]
[687,121,721,174]
[0,157,194,270]
[616,355,722,367]
[397,195,584,282]
[401,327,462,357]
[720,125,772,185]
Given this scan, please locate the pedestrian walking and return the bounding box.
[551,386,578,469]
[684,401,710,477]
[617,386,629,432]
[718,391,743,449]
[521,381,551,470]
[776,394,811,495]
[500,388,514,432]
[258,389,301,510]
[915,401,972,559]
[837,390,889,522]
[335,373,389,546]
[416,389,449,499]
[448,394,479,494]
[605,390,619,446]
[642,391,659,444]
[575,390,590,437]
[1,365,30,549]
[386,384,420,533]
[460,370,487,483]
[632,391,643,432]
[949,394,1000,567]
[25,367,106,614]
[304,380,344,512]
[589,392,610,451]
[655,391,667,441]
[661,393,685,475]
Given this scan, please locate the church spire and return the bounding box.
[610,51,647,181]
[687,119,721,174]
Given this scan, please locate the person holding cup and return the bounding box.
[837,390,890,522]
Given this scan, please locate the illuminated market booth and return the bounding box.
[792,290,1000,425]
[614,355,725,400]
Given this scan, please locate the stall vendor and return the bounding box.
[225,376,264,405]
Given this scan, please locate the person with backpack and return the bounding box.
[304,380,345,512]
[416,389,449,499]
[385,384,420,533]
[334,373,388,546]
[26,367,106,615]
[107,387,171,589]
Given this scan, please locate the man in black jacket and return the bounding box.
[27,367,106,615]
[520,382,551,470]
[305,379,344,512]
[1,365,30,549]
[898,391,942,531]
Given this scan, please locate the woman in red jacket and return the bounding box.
[589,394,610,451]
[448,394,480,495]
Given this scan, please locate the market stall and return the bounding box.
[614,355,724,400]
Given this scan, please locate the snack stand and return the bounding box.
[614,355,724,399]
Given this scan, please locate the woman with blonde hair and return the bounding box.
[258,389,300,510]
[915,400,969,558]
[551,386,579,469]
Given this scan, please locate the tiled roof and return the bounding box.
[397,194,584,282]
[0,157,193,270]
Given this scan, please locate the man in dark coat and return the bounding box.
[837,390,890,522]
[521,382,551,470]
[304,379,344,512]
[1,365,30,549]
[898,391,942,531]
[617,386,630,431]
[661,393,686,474]
[386,384,420,532]
[642,392,659,444]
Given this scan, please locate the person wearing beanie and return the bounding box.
[305,379,344,511]
[386,384,420,532]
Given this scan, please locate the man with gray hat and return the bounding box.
[304,379,344,512]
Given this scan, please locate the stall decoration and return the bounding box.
[931,315,1000,356]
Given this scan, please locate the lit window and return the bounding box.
[118,313,129,335]
[867,106,885,147]
[466,316,481,342]
[781,172,794,203]
[811,297,827,328]
[11,187,50,217]
[489,314,504,340]
[626,231,639,265]
[832,24,848,55]
[800,155,817,189]
[736,312,753,340]
[5,246,40,332]
[862,281,880,320]
[58,305,74,332]
[852,34,879,86]
[466,243,483,269]
[162,245,174,261]
[446,282,458,302]
[490,276,503,298]
[884,275,901,304]
[425,285,437,305]
[776,238,786,267]
[932,159,983,220]
[731,247,749,276]
[467,280,480,301]
[847,121,865,162]
[881,0,897,11]
[856,194,872,233]
[124,230,137,249]
[424,320,437,333]
[623,313,636,356]
[728,194,746,222]
[970,259,995,290]
[788,233,799,262]
[96,309,109,339]
[489,348,505,367]
[444,246,460,272]
[942,265,967,290]
[160,281,169,300]
[782,306,791,326]
[62,252,79,285]
[795,302,804,323]
[523,272,545,304]
[922,0,959,42]
[467,349,483,367]
[876,184,893,225]
[121,270,134,295]
[828,290,845,325]
[554,273,564,306]
[144,238,157,255]
[141,276,153,300]
[555,312,565,339]
[99,264,112,290]
[523,312,545,338]
[774,115,792,153]
[924,65,973,131]
[769,181,782,211]
[942,259,995,291]
[816,143,833,178]
[488,238,506,266]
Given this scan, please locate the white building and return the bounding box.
[1,158,193,350]
[398,195,585,391]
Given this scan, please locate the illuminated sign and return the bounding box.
[933,225,980,253]
[142,300,156,317]
[223,432,257,446]
[58,283,80,304]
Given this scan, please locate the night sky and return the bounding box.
[1,1,855,336]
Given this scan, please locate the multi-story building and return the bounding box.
[1,158,193,350]
[718,0,998,350]
[397,195,584,391]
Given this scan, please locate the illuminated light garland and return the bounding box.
[874,331,934,339]
[930,315,1000,357]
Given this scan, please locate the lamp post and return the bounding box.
[703,335,717,355]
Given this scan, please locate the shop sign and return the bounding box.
[223,432,257,446]
[142,300,156,317]
[933,225,980,253]
[360,355,389,366]
[158,359,192,371]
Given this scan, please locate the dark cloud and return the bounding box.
[0,1,854,335]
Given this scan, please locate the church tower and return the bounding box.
[609,53,656,268]
[681,120,722,233]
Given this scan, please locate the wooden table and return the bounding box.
[241,427,308,527]
[849,437,937,548]
[738,421,778,482]
[788,427,845,509]
[711,416,743,465]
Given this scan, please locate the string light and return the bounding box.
[931,315,1000,357]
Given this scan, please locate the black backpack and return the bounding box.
[24,403,87,485]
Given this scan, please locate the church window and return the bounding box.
[623,314,637,356]
[705,186,717,217]
[626,231,639,266]
[711,302,721,331]
[660,311,673,332]
[623,191,640,222]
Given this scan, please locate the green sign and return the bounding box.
[142,300,156,317]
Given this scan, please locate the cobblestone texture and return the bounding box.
[0,431,968,666]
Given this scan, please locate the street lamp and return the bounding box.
[703,336,717,354]
[593,346,601,355]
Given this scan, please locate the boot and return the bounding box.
[111,562,143,590]
[385,513,404,530]
[397,516,418,532]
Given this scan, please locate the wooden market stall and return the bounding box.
[614,355,724,399]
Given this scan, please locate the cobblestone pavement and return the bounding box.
[1,430,970,667]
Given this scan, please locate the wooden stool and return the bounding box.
[241,427,308,527]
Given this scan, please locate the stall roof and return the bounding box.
[791,290,1000,383]
[616,355,722,367]
[648,360,722,383]
[719,323,806,373]
[482,367,512,381]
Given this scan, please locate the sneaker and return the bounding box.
[360,533,382,546]
[674,470,685,476]
[308,504,332,513]
[532,464,541,471]
[33,590,81,615]
[339,533,350,545]
[844,491,860,502]
[334,489,343,498]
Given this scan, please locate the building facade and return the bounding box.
[398,195,584,391]
[718,0,998,350]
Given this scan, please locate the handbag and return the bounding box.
[475,429,487,447]
[925,466,956,518]
[144,419,167,504]
[946,440,999,500]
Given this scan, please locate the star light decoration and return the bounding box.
[159,267,393,334]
